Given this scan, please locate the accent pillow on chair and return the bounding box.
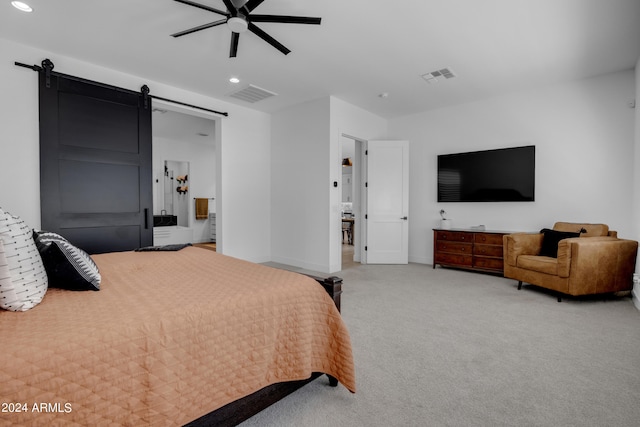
[0,207,48,311]
[33,230,101,291]
[539,228,581,258]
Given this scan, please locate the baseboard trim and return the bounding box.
[632,289,640,312]
[270,256,331,275]
[408,255,430,264]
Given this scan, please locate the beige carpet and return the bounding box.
[246,262,640,427]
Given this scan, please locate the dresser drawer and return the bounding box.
[435,231,473,242]
[474,233,505,245]
[435,253,472,267]
[436,241,472,254]
[473,244,504,257]
[473,257,504,271]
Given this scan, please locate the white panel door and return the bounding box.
[366,140,409,264]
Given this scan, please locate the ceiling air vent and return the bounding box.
[421,67,456,84]
[227,84,277,103]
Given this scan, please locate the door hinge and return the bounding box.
[365,150,368,155]
[365,246,367,251]
[365,214,368,219]
[365,182,368,187]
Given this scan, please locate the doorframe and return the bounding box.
[341,133,367,265]
[151,99,223,250]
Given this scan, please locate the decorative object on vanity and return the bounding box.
[153,213,178,227]
[437,145,535,202]
[503,222,638,302]
[439,209,451,230]
[171,0,322,57]
[433,228,508,275]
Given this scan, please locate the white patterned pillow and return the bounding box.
[0,207,48,311]
[33,230,101,291]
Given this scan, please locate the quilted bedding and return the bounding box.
[0,247,355,426]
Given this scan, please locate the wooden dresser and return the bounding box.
[432,228,508,275]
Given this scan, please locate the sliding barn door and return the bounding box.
[39,71,152,254]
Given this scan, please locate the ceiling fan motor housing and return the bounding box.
[227,16,248,33]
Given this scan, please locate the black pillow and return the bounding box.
[33,230,101,291]
[135,243,192,252]
[539,228,581,258]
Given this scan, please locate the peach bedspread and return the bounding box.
[0,247,355,426]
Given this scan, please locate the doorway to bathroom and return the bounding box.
[151,101,220,248]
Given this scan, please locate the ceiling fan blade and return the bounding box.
[250,15,321,25]
[248,22,291,55]
[230,32,240,57]
[221,0,238,16]
[243,0,265,12]
[173,0,228,16]
[171,19,227,37]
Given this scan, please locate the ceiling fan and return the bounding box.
[171,0,322,57]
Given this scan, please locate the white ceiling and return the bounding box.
[152,108,216,146]
[1,0,639,119]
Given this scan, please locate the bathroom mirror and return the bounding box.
[161,160,190,227]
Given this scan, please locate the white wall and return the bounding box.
[271,97,331,272]
[389,70,637,265]
[0,38,271,263]
[270,96,387,273]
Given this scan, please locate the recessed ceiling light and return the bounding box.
[11,1,33,12]
[229,77,240,84]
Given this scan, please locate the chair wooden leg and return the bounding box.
[517,281,522,290]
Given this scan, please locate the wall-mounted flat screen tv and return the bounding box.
[437,145,535,202]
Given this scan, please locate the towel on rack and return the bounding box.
[195,198,208,220]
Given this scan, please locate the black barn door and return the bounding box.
[39,70,152,254]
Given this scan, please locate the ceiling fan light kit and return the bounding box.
[227,16,248,33]
[172,0,321,57]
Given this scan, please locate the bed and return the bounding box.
[0,246,355,426]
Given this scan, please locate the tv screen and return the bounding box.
[437,145,535,202]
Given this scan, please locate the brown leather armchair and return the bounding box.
[503,222,638,301]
